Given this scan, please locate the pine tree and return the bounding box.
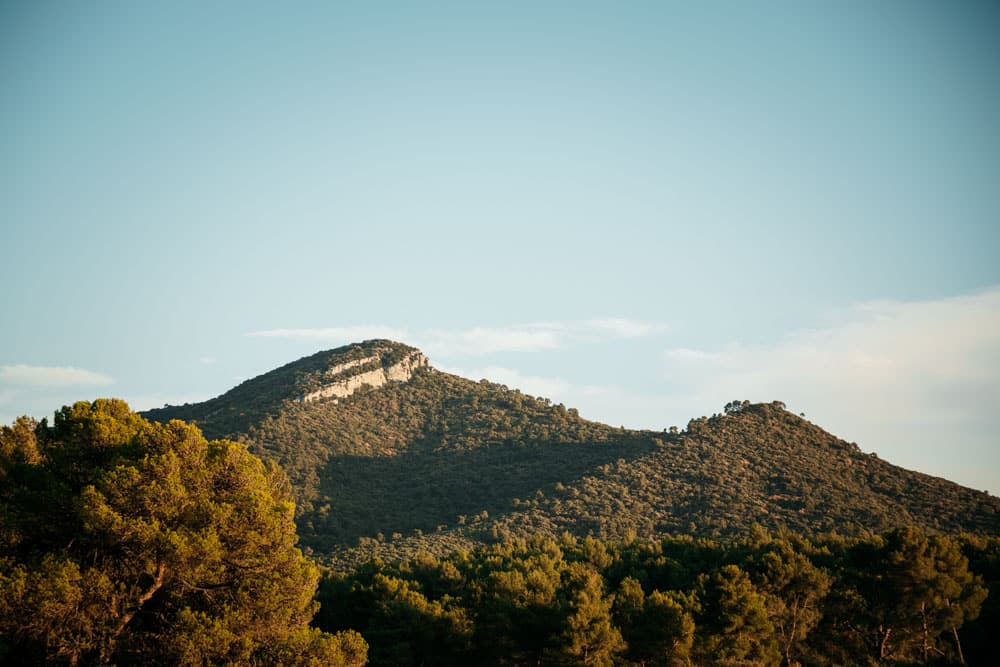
[693,564,780,666]
[0,399,365,665]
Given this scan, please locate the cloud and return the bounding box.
[0,365,113,387]
[585,318,668,339]
[420,327,562,357]
[245,326,409,342]
[659,287,1000,491]
[662,288,1000,414]
[244,319,668,358]
[663,347,722,364]
[199,356,217,365]
[438,364,669,429]
[441,365,576,399]
[418,319,668,357]
[0,365,115,424]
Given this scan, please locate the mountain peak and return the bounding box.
[296,341,429,404]
[144,339,429,438]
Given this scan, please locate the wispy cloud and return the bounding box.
[659,287,1000,491]
[661,288,1000,417]
[435,290,999,490]
[244,319,668,358]
[438,364,668,429]
[420,327,562,357]
[584,318,667,339]
[0,365,113,387]
[199,356,217,365]
[0,365,114,426]
[663,347,722,364]
[245,325,409,342]
[440,365,577,399]
[418,319,668,357]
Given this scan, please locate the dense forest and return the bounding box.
[5,341,999,664]
[316,528,999,666]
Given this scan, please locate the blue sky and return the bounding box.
[2,2,998,492]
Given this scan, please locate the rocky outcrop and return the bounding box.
[300,350,429,403]
[321,356,375,378]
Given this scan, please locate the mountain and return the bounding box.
[143,340,1000,566]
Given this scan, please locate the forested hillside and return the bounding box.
[142,341,1000,568]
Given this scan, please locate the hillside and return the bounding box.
[143,341,1000,566]
[145,340,427,439]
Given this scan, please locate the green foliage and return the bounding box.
[693,564,779,665]
[959,534,1000,665]
[0,399,365,666]
[315,529,992,666]
[614,578,694,666]
[880,527,986,662]
[749,537,832,666]
[825,527,988,664]
[552,562,625,666]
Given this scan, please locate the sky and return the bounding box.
[2,1,998,492]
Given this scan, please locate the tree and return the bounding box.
[877,528,986,663]
[359,573,472,666]
[550,562,625,666]
[957,534,1000,665]
[0,399,365,665]
[614,577,694,666]
[825,528,987,664]
[465,541,564,665]
[723,400,750,416]
[693,564,780,666]
[751,540,831,667]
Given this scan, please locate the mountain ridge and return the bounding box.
[145,339,425,438]
[141,340,1000,566]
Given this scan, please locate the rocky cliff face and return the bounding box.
[300,350,430,403]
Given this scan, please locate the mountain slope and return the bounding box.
[145,340,426,439]
[142,341,1000,566]
[490,403,1000,540]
